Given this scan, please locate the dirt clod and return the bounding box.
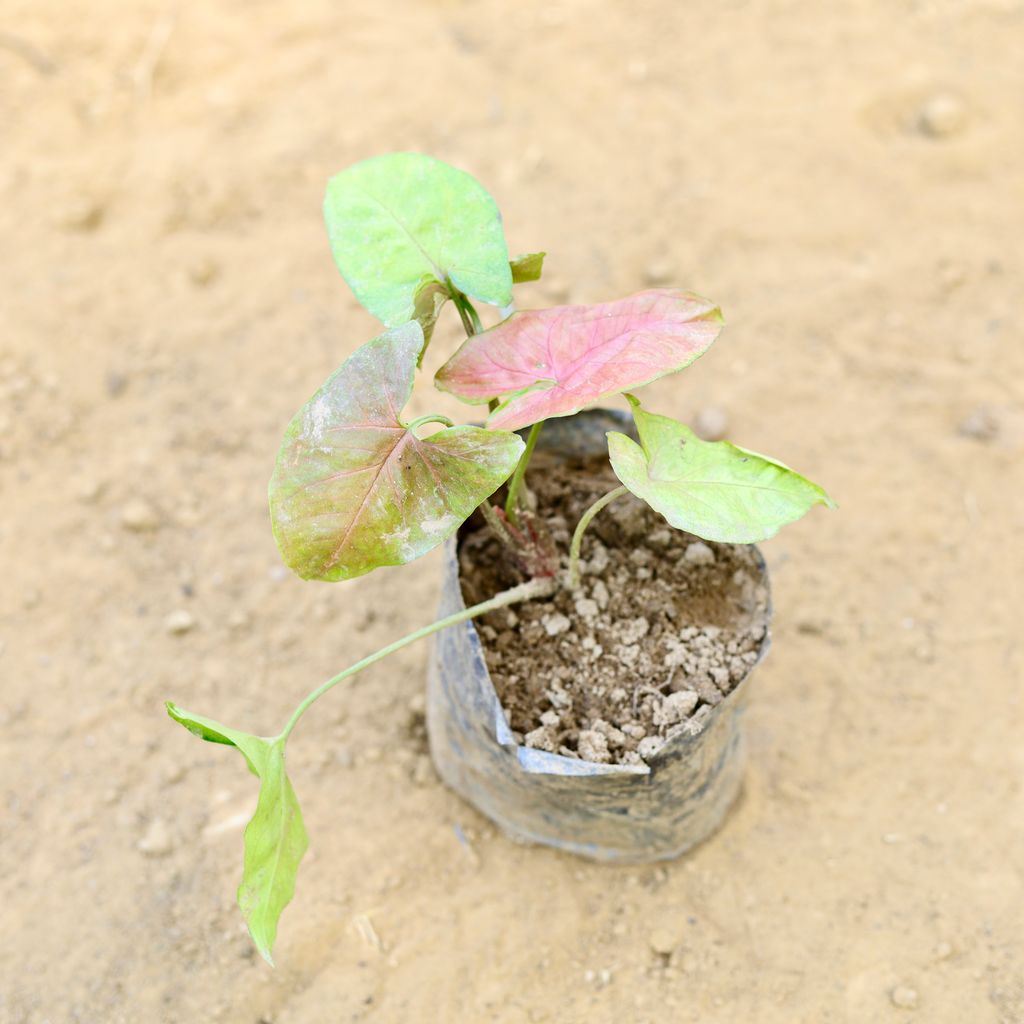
[890,985,920,1009]
[164,609,196,635]
[121,499,161,532]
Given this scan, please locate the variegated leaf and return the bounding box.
[435,289,723,432]
[269,321,524,581]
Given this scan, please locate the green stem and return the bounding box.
[452,290,483,336]
[478,498,517,552]
[568,485,628,590]
[504,420,543,524]
[276,577,555,744]
[407,413,455,432]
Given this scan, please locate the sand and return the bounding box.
[1,1,1022,1021]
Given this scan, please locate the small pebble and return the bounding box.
[227,609,251,632]
[890,985,919,1009]
[643,261,674,286]
[578,729,611,764]
[412,755,434,786]
[917,93,967,138]
[637,735,664,760]
[684,541,716,566]
[648,928,680,957]
[653,690,699,727]
[693,406,729,442]
[574,598,599,620]
[138,818,174,857]
[75,478,104,503]
[121,499,161,532]
[165,609,197,635]
[957,407,999,442]
[541,613,571,637]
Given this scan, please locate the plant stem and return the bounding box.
[407,413,455,432]
[452,289,483,336]
[504,421,543,525]
[568,485,628,590]
[477,498,517,552]
[276,577,556,744]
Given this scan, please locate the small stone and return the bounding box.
[637,736,664,761]
[575,598,599,620]
[121,498,161,532]
[525,726,557,752]
[693,406,729,442]
[578,729,611,764]
[75,478,104,503]
[618,617,650,644]
[592,719,626,747]
[412,755,434,786]
[591,580,610,610]
[957,407,999,442]
[648,928,679,957]
[648,528,672,548]
[917,93,967,138]
[164,609,197,635]
[587,543,610,574]
[890,985,919,1009]
[933,941,954,961]
[653,690,699,727]
[541,613,571,637]
[227,609,251,632]
[684,541,716,566]
[643,261,674,286]
[615,644,640,667]
[138,818,174,857]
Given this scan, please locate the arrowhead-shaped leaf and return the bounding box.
[510,251,545,283]
[269,321,525,582]
[435,289,723,432]
[324,153,513,326]
[166,703,309,966]
[608,396,835,543]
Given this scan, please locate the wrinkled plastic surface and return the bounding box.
[426,409,772,861]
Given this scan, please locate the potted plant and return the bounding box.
[167,152,833,963]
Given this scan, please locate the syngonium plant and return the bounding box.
[167,153,834,963]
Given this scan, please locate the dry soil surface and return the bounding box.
[2,2,1023,1022]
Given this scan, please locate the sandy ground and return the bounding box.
[2,1,1023,1021]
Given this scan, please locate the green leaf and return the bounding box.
[510,251,545,283]
[608,395,835,543]
[324,153,513,326]
[238,740,308,966]
[166,704,309,965]
[269,321,525,581]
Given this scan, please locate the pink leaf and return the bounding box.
[435,289,723,432]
